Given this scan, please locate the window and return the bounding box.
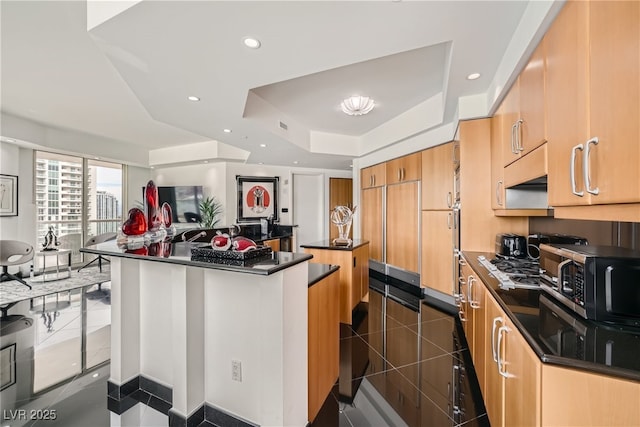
[35,152,123,267]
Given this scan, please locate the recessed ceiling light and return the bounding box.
[467,73,481,80]
[350,164,353,168]
[243,37,261,49]
[293,161,299,165]
[92,373,99,378]
[150,166,155,169]
[223,129,232,133]
[258,162,264,165]
[187,96,200,102]
[203,160,209,164]
[259,144,267,148]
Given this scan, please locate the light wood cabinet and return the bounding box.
[302,243,369,324]
[490,113,506,210]
[307,269,339,423]
[386,181,419,273]
[421,142,455,210]
[360,163,386,189]
[541,364,640,426]
[483,291,541,427]
[262,238,280,252]
[360,187,384,262]
[386,152,421,185]
[501,40,547,168]
[421,210,453,294]
[546,0,640,220]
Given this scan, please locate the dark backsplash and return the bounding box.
[529,218,640,250]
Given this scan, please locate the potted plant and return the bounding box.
[199,196,223,228]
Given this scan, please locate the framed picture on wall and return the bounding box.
[0,174,18,217]
[0,343,16,391]
[236,176,279,222]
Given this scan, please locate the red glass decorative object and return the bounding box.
[211,231,232,251]
[161,202,172,227]
[148,241,172,258]
[232,236,257,252]
[145,180,162,230]
[122,208,147,236]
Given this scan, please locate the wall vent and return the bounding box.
[278,121,288,131]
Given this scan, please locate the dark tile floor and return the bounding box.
[0,275,488,427]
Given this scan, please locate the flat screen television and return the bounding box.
[143,186,204,224]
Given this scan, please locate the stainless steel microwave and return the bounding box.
[539,244,640,327]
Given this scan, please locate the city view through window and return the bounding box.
[35,151,122,266]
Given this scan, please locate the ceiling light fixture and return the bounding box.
[293,161,299,165]
[243,37,261,49]
[188,96,200,102]
[259,144,267,148]
[466,73,481,80]
[223,129,232,133]
[341,95,375,116]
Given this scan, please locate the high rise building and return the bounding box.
[96,190,119,235]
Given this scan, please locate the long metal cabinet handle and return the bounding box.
[516,119,524,151]
[496,180,503,206]
[571,144,585,196]
[491,317,502,362]
[583,137,599,195]
[511,122,518,154]
[447,191,453,208]
[397,168,401,182]
[469,277,480,309]
[447,212,452,229]
[497,326,510,378]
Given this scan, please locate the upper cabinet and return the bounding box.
[386,152,421,185]
[546,0,640,220]
[502,40,547,167]
[361,163,386,189]
[421,142,455,210]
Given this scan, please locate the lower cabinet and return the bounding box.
[483,291,541,427]
[307,269,340,423]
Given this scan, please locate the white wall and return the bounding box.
[152,162,351,232]
[0,143,37,269]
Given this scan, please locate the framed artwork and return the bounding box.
[0,343,16,391]
[0,174,18,216]
[236,176,279,222]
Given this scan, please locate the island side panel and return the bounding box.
[203,262,308,427]
[110,257,141,385]
[171,266,205,419]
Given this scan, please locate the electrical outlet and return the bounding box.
[231,360,242,382]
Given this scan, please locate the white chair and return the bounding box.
[77,232,117,272]
[0,240,34,289]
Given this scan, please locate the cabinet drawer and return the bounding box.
[504,143,547,188]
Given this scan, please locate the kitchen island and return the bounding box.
[301,240,369,324]
[82,241,312,427]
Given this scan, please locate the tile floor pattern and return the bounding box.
[0,276,489,427]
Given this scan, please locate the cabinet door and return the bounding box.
[469,276,486,399]
[386,182,419,273]
[421,142,455,210]
[490,114,506,209]
[420,210,453,294]
[546,0,591,206]
[518,38,546,157]
[501,81,521,167]
[484,294,505,427]
[361,187,384,262]
[351,244,369,305]
[502,316,541,427]
[386,152,421,184]
[361,163,386,189]
[588,0,640,204]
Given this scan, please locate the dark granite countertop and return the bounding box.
[307,263,340,288]
[300,239,369,251]
[81,241,312,276]
[463,251,640,382]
